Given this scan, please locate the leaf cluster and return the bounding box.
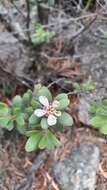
[0,84,73,152]
[32,24,54,45]
[75,81,96,91]
[89,99,107,134]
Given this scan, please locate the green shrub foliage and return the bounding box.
[89,99,107,134]
[0,84,73,152]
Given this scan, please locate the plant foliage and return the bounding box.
[0,84,73,152]
[32,24,54,45]
[89,99,107,134]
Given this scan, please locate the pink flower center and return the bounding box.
[43,104,56,117]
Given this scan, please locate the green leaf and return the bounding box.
[39,130,61,149]
[55,93,68,101]
[102,99,107,106]
[32,24,54,45]
[34,84,42,95]
[41,118,49,129]
[89,101,102,114]
[25,130,39,136]
[27,89,33,97]
[102,99,107,111]
[90,115,107,128]
[47,130,61,147]
[80,81,96,90]
[12,95,22,108]
[51,122,64,132]
[99,125,107,134]
[58,98,70,110]
[0,102,9,116]
[31,99,41,109]
[0,116,14,131]
[51,116,64,132]
[13,107,21,116]
[36,86,52,101]
[0,117,10,127]
[5,118,14,131]
[16,113,25,126]
[16,125,26,135]
[25,107,33,116]
[29,114,41,125]
[55,93,70,110]
[22,92,31,106]
[58,112,73,126]
[25,132,42,152]
[38,135,48,149]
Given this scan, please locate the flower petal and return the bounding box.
[34,109,46,117]
[47,114,57,126]
[55,111,61,117]
[39,96,49,106]
[52,100,59,108]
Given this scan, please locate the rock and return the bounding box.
[74,18,107,125]
[78,96,91,125]
[75,18,107,99]
[0,32,31,77]
[0,4,8,16]
[0,3,27,40]
[53,143,100,190]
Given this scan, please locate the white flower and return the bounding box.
[34,96,61,126]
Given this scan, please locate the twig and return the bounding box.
[99,159,107,179]
[96,0,107,11]
[11,1,26,19]
[72,15,97,40]
[82,0,93,12]
[16,151,48,190]
[0,7,27,41]
[40,52,71,61]
[67,89,91,96]
[73,52,107,59]
[25,0,31,42]
[67,85,107,96]
[45,13,97,29]
[0,65,34,88]
[48,78,66,88]
[46,172,61,190]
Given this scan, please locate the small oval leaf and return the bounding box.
[99,125,107,134]
[36,86,52,102]
[58,98,70,110]
[29,114,41,125]
[25,132,42,152]
[41,118,49,129]
[0,102,9,116]
[58,112,73,126]
[12,95,22,108]
[55,93,68,101]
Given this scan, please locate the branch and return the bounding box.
[11,1,26,19]
[25,0,31,42]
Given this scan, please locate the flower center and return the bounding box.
[44,104,56,117]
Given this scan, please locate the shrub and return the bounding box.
[0,84,73,152]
